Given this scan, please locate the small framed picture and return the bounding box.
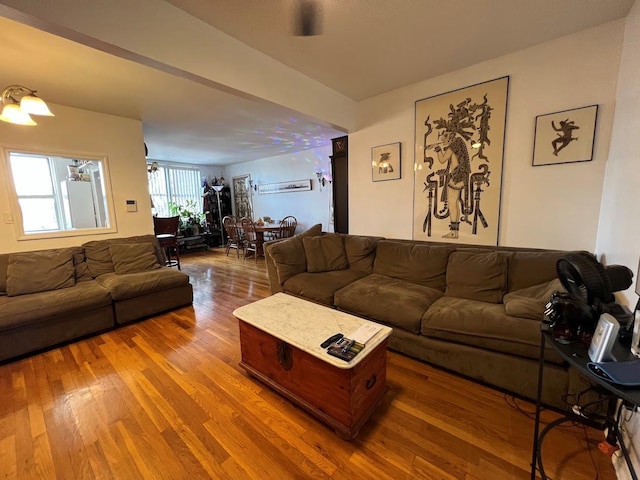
[532,105,598,166]
[372,142,401,182]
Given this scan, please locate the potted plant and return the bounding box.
[168,200,206,236]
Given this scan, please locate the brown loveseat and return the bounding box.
[0,234,193,363]
[264,226,581,409]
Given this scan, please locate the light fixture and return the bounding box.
[0,85,54,126]
[315,171,331,191]
[147,161,159,174]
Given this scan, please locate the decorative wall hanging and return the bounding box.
[532,105,598,167]
[232,174,253,219]
[372,142,401,182]
[413,76,509,246]
[258,179,311,194]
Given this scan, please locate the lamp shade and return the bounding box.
[20,95,54,116]
[0,104,36,126]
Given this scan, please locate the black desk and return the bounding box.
[531,330,640,479]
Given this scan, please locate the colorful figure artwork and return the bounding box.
[414,77,509,245]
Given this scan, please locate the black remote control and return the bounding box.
[321,333,343,348]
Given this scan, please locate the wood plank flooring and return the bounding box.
[0,249,616,479]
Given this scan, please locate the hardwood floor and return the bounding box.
[0,249,616,479]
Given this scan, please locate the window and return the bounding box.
[3,149,116,239]
[148,164,202,217]
[10,154,60,232]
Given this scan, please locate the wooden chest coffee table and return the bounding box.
[233,293,392,440]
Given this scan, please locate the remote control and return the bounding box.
[321,333,343,348]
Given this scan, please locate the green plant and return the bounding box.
[168,200,206,230]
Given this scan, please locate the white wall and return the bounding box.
[0,104,150,253]
[597,2,640,478]
[225,145,333,233]
[350,20,624,251]
[596,2,640,306]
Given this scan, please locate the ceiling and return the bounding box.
[0,0,634,166]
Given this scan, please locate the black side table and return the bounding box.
[530,330,640,480]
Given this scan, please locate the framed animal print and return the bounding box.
[532,105,598,166]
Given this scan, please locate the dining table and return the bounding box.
[238,222,281,258]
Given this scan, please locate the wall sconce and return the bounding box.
[0,85,54,126]
[147,161,159,174]
[316,171,331,191]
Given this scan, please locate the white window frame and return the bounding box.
[148,164,202,218]
[1,147,117,240]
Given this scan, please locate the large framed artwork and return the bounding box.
[232,174,253,219]
[413,76,509,245]
[532,105,598,167]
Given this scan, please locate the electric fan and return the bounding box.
[545,252,633,342]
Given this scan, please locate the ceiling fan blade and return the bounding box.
[295,0,322,36]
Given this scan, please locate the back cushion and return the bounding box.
[83,240,115,277]
[267,236,307,285]
[445,250,507,303]
[69,246,93,282]
[507,250,567,292]
[83,235,163,278]
[343,235,382,274]
[303,233,348,273]
[7,249,76,296]
[110,242,162,274]
[373,240,453,290]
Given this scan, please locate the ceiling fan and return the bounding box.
[294,0,323,36]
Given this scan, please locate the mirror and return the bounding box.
[4,150,116,238]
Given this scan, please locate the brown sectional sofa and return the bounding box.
[264,226,582,409]
[0,234,193,363]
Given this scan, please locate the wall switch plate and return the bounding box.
[125,200,137,212]
[3,212,13,224]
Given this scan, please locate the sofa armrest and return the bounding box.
[264,239,285,294]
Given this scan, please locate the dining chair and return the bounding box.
[278,216,297,239]
[240,217,258,262]
[153,215,181,270]
[223,216,244,257]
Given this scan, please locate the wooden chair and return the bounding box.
[223,216,244,257]
[278,216,297,239]
[153,216,181,270]
[241,217,258,262]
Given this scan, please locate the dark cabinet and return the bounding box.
[330,136,349,234]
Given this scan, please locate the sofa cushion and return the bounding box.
[83,235,164,278]
[503,278,565,320]
[303,233,348,273]
[343,235,381,274]
[445,251,507,303]
[282,269,367,306]
[421,296,564,364]
[0,281,112,332]
[267,236,307,285]
[95,267,190,301]
[300,223,323,237]
[373,240,453,290]
[110,242,161,274]
[507,250,568,292]
[69,246,93,282]
[335,274,443,334]
[7,249,75,296]
[83,240,115,278]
